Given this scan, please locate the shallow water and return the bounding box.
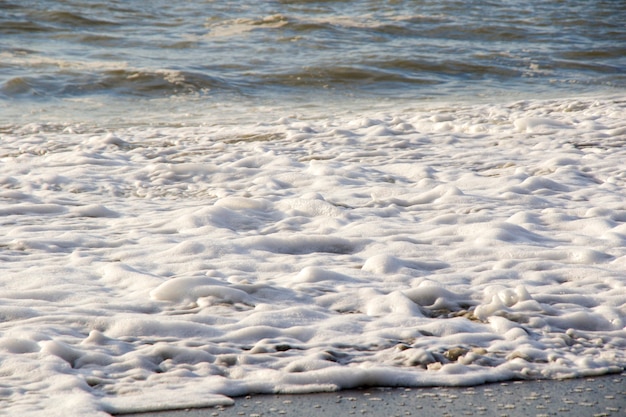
[0,1,625,417]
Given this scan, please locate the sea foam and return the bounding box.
[0,97,625,416]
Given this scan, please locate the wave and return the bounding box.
[33,10,116,27]
[0,8,116,35]
[2,62,622,101]
[0,69,238,99]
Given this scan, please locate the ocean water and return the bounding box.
[1,1,626,416]
[1,0,625,125]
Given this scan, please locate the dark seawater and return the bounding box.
[1,0,625,125]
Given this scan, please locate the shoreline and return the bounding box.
[116,372,625,417]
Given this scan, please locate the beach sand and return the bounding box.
[117,372,625,417]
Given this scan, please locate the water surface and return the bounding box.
[1,0,624,125]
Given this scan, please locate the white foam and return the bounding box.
[0,97,625,416]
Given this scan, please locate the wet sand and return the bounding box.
[117,372,625,417]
